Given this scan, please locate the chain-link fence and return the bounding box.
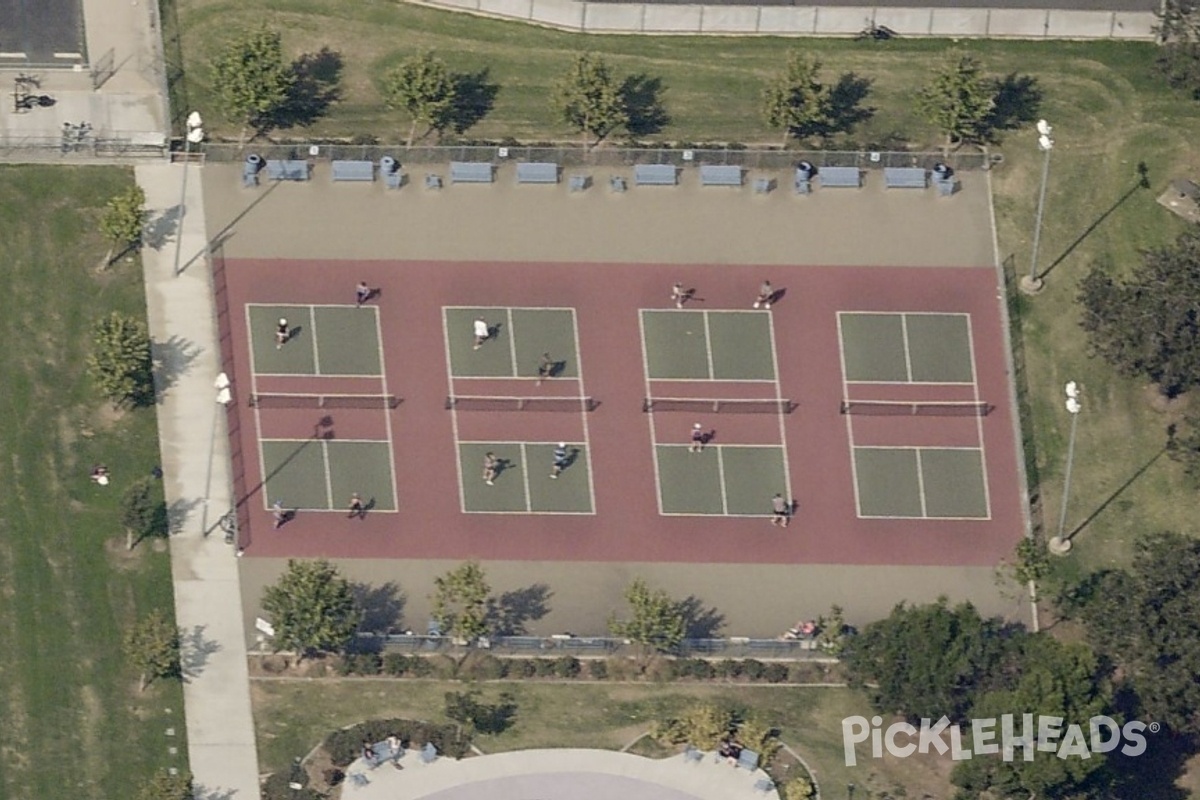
[0,132,168,159]
[201,142,995,172]
[367,633,834,660]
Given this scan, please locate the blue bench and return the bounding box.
[569,175,590,192]
[265,159,310,182]
[380,157,403,189]
[818,166,861,188]
[425,174,443,190]
[884,167,928,189]
[331,160,374,182]
[420,743,438,764]
[737,749,760,771]
[634,164,677,186]
[450,161,494,184]
[516,162,558,184]
[610,176,627,193]
[699,165,743,187]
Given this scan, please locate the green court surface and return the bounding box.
[261,439,396,511]
[839,312,975,384]
[642,310,775,381]
[656,444,787,515]
[249,304,382,376]
[458,442,593,514]
[904,314,974,383]
[853,446,987,519]
[445,307,580,379]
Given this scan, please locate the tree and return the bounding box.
[211,27,295,139]
[1155,0,1200,98]
[760,52,834,147]
[917,50,995,147]
[552,52,628,151]
[842,598,1023,723]
[607,577,686,655]
[443,689,517,734]
[431,561,491,643]
[261,559,361,659]
[124,609,181,692]
[87,311,155,407]
[120,476,168,550]
[1077,230,1200,397]
[1167,405,1200,485]
[950,637,1114,799]
[1069,532,1200,736]
[98,185,147,268]
[381,51,458,147]
[136,770,193,800]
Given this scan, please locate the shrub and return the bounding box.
[340,653,382,675]
[427,654,459,679]
[533,658,556,678]
[553,656,581,678]
[460,652,506,681]
[740,659,766,680]
[644,657,678,682]
[604,657,644,681]
[587,659,608,680]
[679,658,714,680]
[763,662,789,683]
[324,718,471,766]
[382,652,410,676]
[511,658,539,679]
[260,771,323,800]
[714,659,742,679]
[322,767,345,787]
[652,703,735,750]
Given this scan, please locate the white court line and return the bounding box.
[247,373,385,380]
[248,302,369,310]
[702,311,715,380]
[836,314,864,517]
[261,437,393,444]
[715,446,729,515]
[638,310,665,515]
[843,379,977,387]
[914,447,928,518]
[246,304,270,511]
[838,309,971,318]
[320,440,334,510]
[461,509,596,516]
[371,306,401,512]
[505,307,518,377]
[860,512,990,521]
[442,305,577,312]
[308,305,321,375]
[454,375,584,383]
[569,308,598,513]
[964,316,993,520]
[657,511,769,518]
[519,442,533,512]
[645,377,777,384]
[441,308,468,514]
[765,311,793,499]
[900,314,914,383]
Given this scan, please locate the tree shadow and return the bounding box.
[152,334,201,400]
[167,496,203,536]
[143,204,182,251]
[1037,164,1151,281]
[274,46,343,129]
[487,583,553,636]
[678,595,725,639]
[825,72,874,137]
[984,72,1043,140]
[449,68,500,136]
[352,581,407,635]
[180,623,222,680]
[620,73,670,137]
[1108,727,1195,800]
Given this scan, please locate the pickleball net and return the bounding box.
[445,395,598,412]
[249,393,402,409]
[642,397,796,414]
[839,400,991,417]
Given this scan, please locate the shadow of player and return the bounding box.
[493,458,514,479]
[487,323,504,341]
[564,448,582,469]
[767,288,787,306]
[288,324,304,341]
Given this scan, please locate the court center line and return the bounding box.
[914,447,928,519]
[519,442,532,512]
[638,310,665,515]
[568,308,598,513]
[702,310,716,381]
[900,313,913,384]
[440,307,468,514]
[371,305,401,513]
[964,315,994,520]
[308,305,321,375]
[505,307,518,377]
[836,313,865,518]
[320,440,334,510]
[765,311,793,502]
[715,445,729,515]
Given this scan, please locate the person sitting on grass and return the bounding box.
[90,464,110,486]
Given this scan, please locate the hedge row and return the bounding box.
[337,652,836,684]
[323,717,472,766]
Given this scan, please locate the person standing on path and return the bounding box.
[771,493,791,527]
[348,492,365,519]
[550,443,569,479]
[536,353,554,385]
[473,317,490,350]
[272,499,286,529]
[754,281,774,309]
[355,281,372,307]
[275,318,289,349]
[689,423,706,454]
[482,452,498,485]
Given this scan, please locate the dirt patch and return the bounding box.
[250,653,337,678]
[1144,384,1191,416]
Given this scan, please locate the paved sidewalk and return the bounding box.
[138,162,260,800]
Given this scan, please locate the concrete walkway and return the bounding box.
[138,162,260,800]
[343,748,780,800]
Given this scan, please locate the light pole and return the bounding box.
[1020,119,1054,295]
[1049,381,1081,555]
[172,111,205,277]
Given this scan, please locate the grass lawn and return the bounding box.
[251,677,956,797]
[0,167,186,800]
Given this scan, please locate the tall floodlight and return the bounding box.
[173,111,205,277]
[1020,119,1054,295]
[1049,381,1081,554]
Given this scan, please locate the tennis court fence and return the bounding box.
[643,397,796,414]
[249,393,402,409]
[839,400,992,417]
[445,395,598,412]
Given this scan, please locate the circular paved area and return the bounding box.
[342,748,780,800]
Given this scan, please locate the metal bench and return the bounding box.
[754,178,774,195]
[449,161,494,184]
[425,174,443,190]
[633,164,677,186]
[699,165,742,187]
[516,162,559,184]
[420,743,438,764]
[569,174,590,192]
[380,156,403,189]
[265,159,310,182]
[737,749,760,771]
[818,166,861,188]
[884,167,928,189]
[331,160,374,182]
[610,176,627,193]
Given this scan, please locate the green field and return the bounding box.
[0,168,187,799]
